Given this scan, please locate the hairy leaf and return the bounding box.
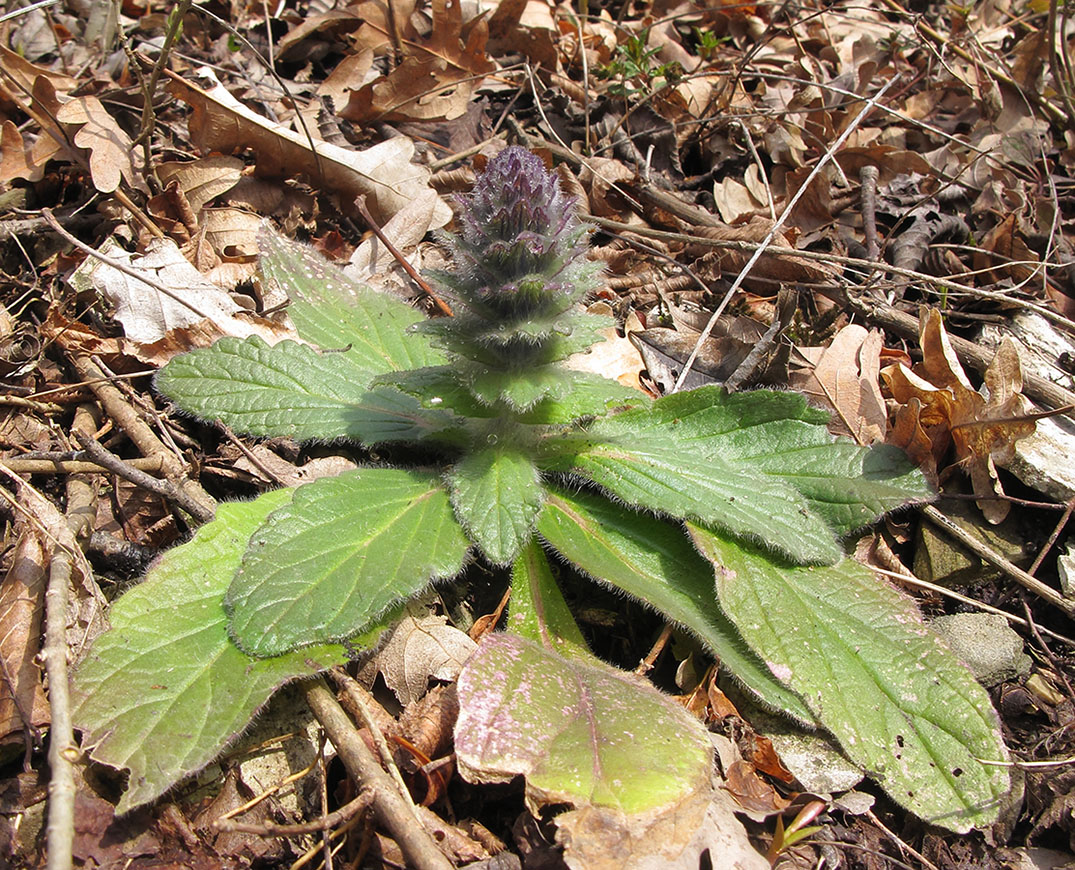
[457,633,711,813]
[226,469,470,657]
[156,336,455,443]
[510,535,592,654]
[257,229,445,372]
[70,492,382,813]
[448,446,544,565]
[456,545,712,816]
[689,523,1011,832]
[612,386,931,533]
[544,431,842,564]
[542,385,930,562]
[376,366,647,424]
[537,489,814,723]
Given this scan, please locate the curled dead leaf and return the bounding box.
[881,308,1035,523]
[168,67,451,227]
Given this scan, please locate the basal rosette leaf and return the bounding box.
[226,469,471,657]
[541,385,931,564]
[455,542,713,819]
[257,227,445,372]
[456,633,713,814]
[689,523,1011,832]
[605,386,932,535]
[156,336,457,443]
[448,446,544,565]
[543,430,843,565]
[70,491,387,813]
[537,488,814,723]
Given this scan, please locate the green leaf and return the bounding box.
[689,523,1011,832]
[156,336,455,443]
[257,227,444,372]
[542,385,931,564]
[544,431,842,565]
[69,491,382,813]
[455,547,712,815]
[448,446,544,565]
[598,386,932,536]
[470,364,574,410]
[456,633,711,813]
[375,366,647,424]
[226,469,470,657]
[537,488,814,723]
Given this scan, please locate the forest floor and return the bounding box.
[1,0,1075,867]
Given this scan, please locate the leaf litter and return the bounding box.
[1,0,1075,866]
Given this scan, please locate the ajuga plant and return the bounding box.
[72,148,1010,844]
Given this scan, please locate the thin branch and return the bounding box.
[922,506,1075,616]
[672,75,899,392]
[302,679,454,870]
[329,667,414,804]
[58,353,217,521]
[71,430,214,524]
[1,456,165,475]
[353,196,453,317]
[214,790,374,836]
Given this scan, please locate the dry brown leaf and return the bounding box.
[565,306,646,391]
[234,452,357,488]
[713,176,762,224]
[369,612,477,706]
[168,67,451,227]
[973,213,1040,287]
[69,237,293,355]
[156,156,244,212]
[341,0,496,123]
[881,308,1036,523]
[577,156,636,219]
[54,95,145,194]
[556,789,768,870]
[0,44,77,105]
[835,145,931,183]
[487,0,558,67]
[347,188,443,280]
[689,217,837,288]
[0,119,61,183]
[790,325,887,444]
[201,207,261,261]
[0,522,50,743]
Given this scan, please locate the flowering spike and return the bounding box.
[418,146,610,410]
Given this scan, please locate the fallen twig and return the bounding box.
[72,430,214,523]
[922,505,1075,616]
[302,679,454,870]
[353,196,453,317]
[214,790,374,836]
[0,455,165,475]
[58,353,217,521]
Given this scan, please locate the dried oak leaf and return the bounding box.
[341,0,495,123]
[881,308,1035,523]
[168,67,451,227]
[791,324,887,445]
[0,44,76,107]
[972,213,1040,287]
[54,95,146,194]
[0,119,60,183]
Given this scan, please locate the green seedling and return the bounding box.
[72,148,1009,837]
[598,28,683,98]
